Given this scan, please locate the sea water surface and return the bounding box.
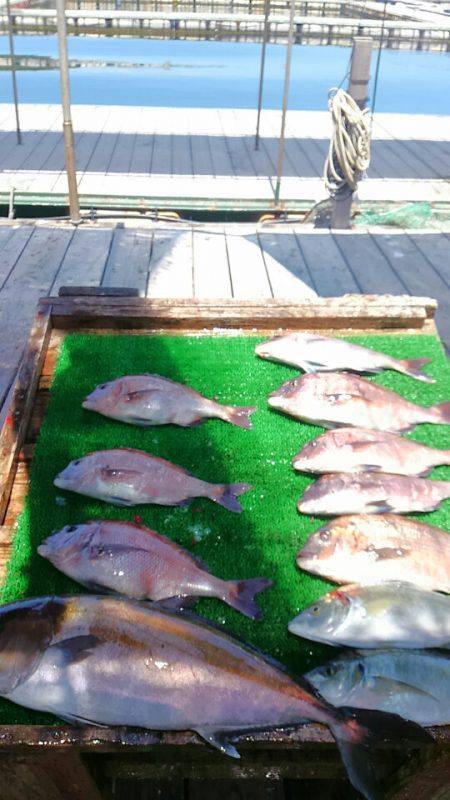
[0,35,449,113]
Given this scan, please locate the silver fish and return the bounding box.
[297,514,450,593]
[83,374,256,429]
[297,472,450,516]
[288,582,450,649]
[256,333,434,383]
[0,595,429,800]
[292,427,450,477]
[268,372,450,433]
[38,520,272,619]
[54,448,251,512]
[306,649,450,727]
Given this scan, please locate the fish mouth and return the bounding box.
[82,396,95,410]
[254,344,269,358]
[297,544,321,561]
[37,542,49,557]
[54,474,69,490]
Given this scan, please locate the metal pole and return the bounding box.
[273,0,295,206]
[330,36,372,229]
[6,0,21,145]
[56,0,81,224]
[254,0,270,150]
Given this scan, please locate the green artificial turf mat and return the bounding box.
[0,332,449,724]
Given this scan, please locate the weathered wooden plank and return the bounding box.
[226,233,272,299]
[258,232,317,299]
[0,226,35,289]
[408,233,450,288]
[295,233,360,296]
[0,227,73,405]
[0,302,51,523]
[102,227,153,295]
[51,227,113,293]
[192,229,232,299]
[112,778,185,800]
[387,750,450,800]
[371,233,450,349]
[0,226,15,252]
[0,752,103,800]
[187,778,285,800]
[333,233,406,295]
[147,230,194,298]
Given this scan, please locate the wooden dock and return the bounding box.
[3,7,450,48]
[1,105,450,210]
[0,218,449,422]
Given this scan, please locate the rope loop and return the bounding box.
[324,88,372,197]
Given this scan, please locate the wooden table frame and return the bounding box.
[0,291,448,800]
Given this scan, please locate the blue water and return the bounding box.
[1,35,449,113]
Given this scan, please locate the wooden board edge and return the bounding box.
[0,302,53,524]
[0,723,445,751]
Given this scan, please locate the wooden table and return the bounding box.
[0,290,448,800]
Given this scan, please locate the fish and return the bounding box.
[38,520,272,619]
[292,427,450,477]
[0,594,430,800]
[297,473,450,516]
[288,581,450,649]
[54,448,251,512]
[268,372,450,433]
[296,514,450,592]
[83,375,256,429]
[255,333,435,383]
[306,649,450,727]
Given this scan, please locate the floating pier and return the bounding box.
[2,7,450,49]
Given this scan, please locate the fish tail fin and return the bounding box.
[212,483,252,513]
[430,401,450,424]
[223,405,257,429]
[330,706,431,800]
[396,358,435,383]
[223,577,273,619]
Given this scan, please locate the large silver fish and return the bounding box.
[83,375,256,429]
[38,520,272,619]
[54,448,251,512]
[293,428,450,477]
[268,372,450,433]
[306,649,450,727]
[288,582,450,648]
[255,333,434,383]
[297,514,450,592]
[297,473,450,516]
[0,595,429,800]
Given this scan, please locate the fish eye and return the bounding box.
[73,460,81,466]
[310,604,322,615]
[319,531,330,543]
[356,662,365,679]
[98,384,107,390]
[66,525,77,533]
[325,664,337,677]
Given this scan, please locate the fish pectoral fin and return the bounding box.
[124,389,158,404]
[100,468,141,481]
[373,546,409,560]
[55,634,103,665]
[359,464,384,472]
[195,728,241,759]
[367,676,439,703]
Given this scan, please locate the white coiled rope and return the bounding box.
[324,88,372,197]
